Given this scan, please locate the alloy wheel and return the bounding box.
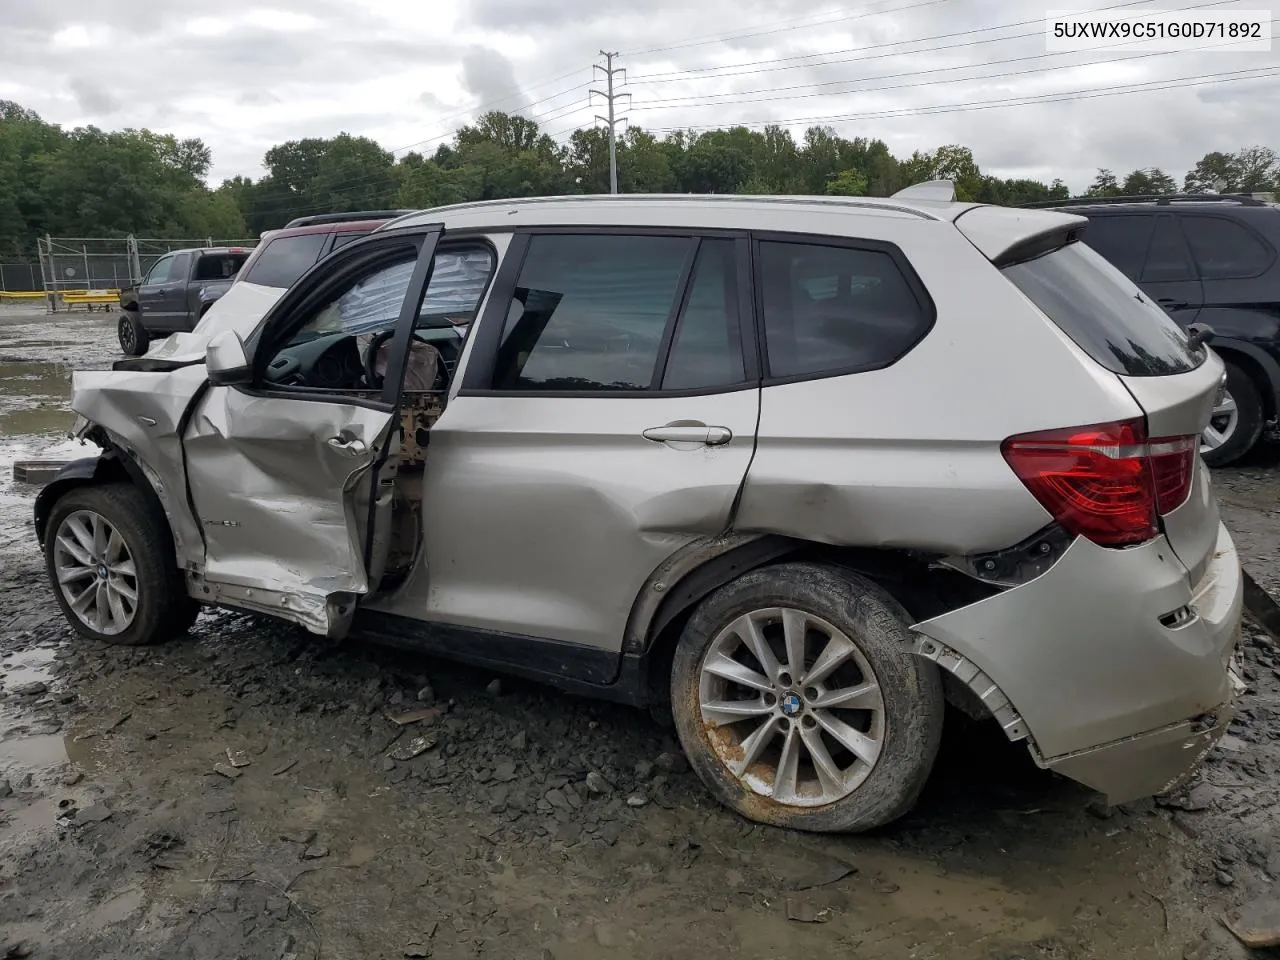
[51,509,139,636]
[697,607,886,807]
[1201,388,1239,454]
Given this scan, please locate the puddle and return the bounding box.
[0,359,72,399]
[0,340,79,350]
[1,646,66,772]
[0,360,74,438]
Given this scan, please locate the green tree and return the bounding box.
[825,168,868,196]
[1087,169,1122,197]
[1121,167,1176,195]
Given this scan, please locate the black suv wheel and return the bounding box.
[1201,361,1264,467]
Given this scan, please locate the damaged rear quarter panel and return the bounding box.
[70,365,210,568]
[732,233,1147,555]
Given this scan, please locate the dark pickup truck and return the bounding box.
[117,246,253,355]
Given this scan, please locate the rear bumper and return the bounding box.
[1040,656,1244,804]
[914,521,1245,802]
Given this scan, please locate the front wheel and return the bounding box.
[1201,361,1264,468]
[670,562,944,833]
[44,483,199,646]
[118,311,149,356]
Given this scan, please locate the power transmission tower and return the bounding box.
[591,51,630,194]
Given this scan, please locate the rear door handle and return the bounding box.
[642,423,733,446]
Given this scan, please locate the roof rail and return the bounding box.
[282,209,416,228]
[1021,193,1269,209]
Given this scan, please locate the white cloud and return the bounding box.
[0,0,1276,193]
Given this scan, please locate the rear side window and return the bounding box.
[194,252,250,282]
[661,238,746,390]
[241,233,328,288]
[1002,240,1203,377]
[1082,215,1153,280]
[757,240,931,380]
[1182,215,1273,279]
[1142,216,1194,282]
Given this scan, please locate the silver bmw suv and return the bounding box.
[33,186,1246,833]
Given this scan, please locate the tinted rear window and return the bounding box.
[1182,215,1274,279]
[1001,240,1203,377]
[194,252,250,282]
[241,233,328,288]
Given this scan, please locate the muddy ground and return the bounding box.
[2,302,1280,960]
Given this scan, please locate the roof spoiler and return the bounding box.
[891,180,956,202]
[953,206,1089,267]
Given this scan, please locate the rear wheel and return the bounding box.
[669,562,944,833]
[118,311,149,356]
[1201,361,1263,468]
[44,483,199,646]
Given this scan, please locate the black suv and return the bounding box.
[1024,194,1280,466]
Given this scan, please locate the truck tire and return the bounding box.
[669,562,944,833]
[43,483,200,646]
[118,311,149,356]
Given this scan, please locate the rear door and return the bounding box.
[1000,239,1221,583]
[1137,215,1204,324]
[418,229,761,656]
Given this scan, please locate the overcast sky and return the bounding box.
[1,0,1277,193]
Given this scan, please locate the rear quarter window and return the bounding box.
[1001,240,1204,377]
[757,240,933,380]
[1181,215,1274,279]
[240,233,328,288]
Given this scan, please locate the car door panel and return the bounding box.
[137,255,174,330]
[181,228,442,638]
[386,231,761,653]
[184,395,398,630]
[1139,215,1203,325]
[412,389,759,649]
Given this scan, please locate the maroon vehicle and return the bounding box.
[234,210,414,290]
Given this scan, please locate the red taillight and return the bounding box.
[1001,419,1196,548]
[1148,435,1197,514]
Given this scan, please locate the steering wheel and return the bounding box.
[364,329,395,389]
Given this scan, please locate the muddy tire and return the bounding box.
[1201,361,1263,468]
[669,561,944,833]
[43,483,199,646]
[118,311,148,356]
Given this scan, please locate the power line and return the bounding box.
[628,28,1270,112]
[624,0,949,56]
[642,66,1280,132]
[628,0,1240,94]
[625,0,1177,83]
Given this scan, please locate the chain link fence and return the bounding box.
[33,235,257,311]
[0,263,40,292]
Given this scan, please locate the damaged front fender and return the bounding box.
[67,364,211,570]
